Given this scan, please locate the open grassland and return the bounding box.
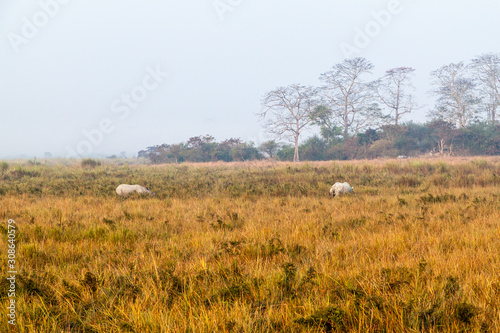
[0,157,499,332]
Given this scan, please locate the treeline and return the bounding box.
[258,55,500,161]
[138,121,499,163]
[138,136,261,163]
[140,54,500,163]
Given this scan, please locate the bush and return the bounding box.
[0,162,8,174]
[368,139,398,158]
[276,145,295,161]
[81,158,101,168]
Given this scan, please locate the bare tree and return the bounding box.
[259,84,318,162]
[319,57,383,140]
[429,62,479,128]
[471,53,500,125]
[376,67,417,127]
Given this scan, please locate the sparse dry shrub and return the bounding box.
[437,161,451,173]
[81,158,101,168]
[385,161,403,174]
[419,193,457,204]
[456,173,476,187]
[471,159,490,170]
[294,306,346,332]
[454,302,478,325]
[431,173,451,187]
[18,273,59,306]
[444,276,460,299]
[82,271,98,293]
[10,166,40,179]
[278,262,297,298]
[0,161,9,174]
[395,175,422,188]
[411,161,436,174]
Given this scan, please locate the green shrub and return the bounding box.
[81,158,101,168]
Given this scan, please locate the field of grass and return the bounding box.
[0,157,499,332]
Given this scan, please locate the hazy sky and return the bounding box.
[1,0,499,158]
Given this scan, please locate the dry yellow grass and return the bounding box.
[0,157,499,332]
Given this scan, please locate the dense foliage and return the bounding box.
[138,122,499,163]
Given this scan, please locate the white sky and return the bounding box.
[1,0,499,158]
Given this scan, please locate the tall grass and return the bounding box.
[0,158,498,198]
[0,157,499,332]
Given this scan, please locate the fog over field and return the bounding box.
[1,1,499,158]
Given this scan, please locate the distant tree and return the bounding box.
[260,84,318,162]
[166,143,185,163]
[429,62,480,128]
[376,67,417,127]
[214,138,242,162]
[259,140,280,159]
[342,137,362,160]
[138,144,169,164]
[367,139,398,159]
[299,136,327,161]
[186,135,215,149]
[357,128,379,146]
[357,128,380,157]
[43,152,52,158]
[276,144,295,161]
[379,124,406,143]
[186,135,216,162]
[471,53,500,125]
[393,122,434,155]
[319,57,384,140]
[138,137,265,164]
[310,105,343,145]
[325,143,348,161]
[454,122,500,155]
[230,142,262,161]
[428,120,456,155]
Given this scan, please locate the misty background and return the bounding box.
[1,0,499,158]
